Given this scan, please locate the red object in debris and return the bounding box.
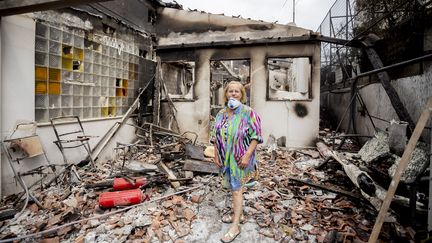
[113,177,147,190]
[98,189,146,208]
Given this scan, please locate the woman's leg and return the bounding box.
[221,189,242,242]
[231,189,243,227]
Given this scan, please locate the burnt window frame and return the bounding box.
[160,61,196,102]
[266,56,313,101]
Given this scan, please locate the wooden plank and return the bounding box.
[368,96,432,243]
[183,159,220,174]
[160,162,180,189]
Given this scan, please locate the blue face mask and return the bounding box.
[227,97,241,109]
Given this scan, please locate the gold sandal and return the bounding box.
[221,214,245,224]
[220,227,241,243]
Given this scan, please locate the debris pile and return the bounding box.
[0,123,425,242]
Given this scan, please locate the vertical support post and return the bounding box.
[428,118,432,231]
[346,0,349,40]
[153,58,161,126]
[0,18,2,198]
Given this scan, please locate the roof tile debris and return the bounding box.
[0,124,423,242]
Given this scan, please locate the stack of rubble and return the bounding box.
[0,123,422,242]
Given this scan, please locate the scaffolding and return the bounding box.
[317,0,432,86]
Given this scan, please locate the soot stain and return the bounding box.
[294,103,308,118]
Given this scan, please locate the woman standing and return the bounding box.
[211,81,263,242]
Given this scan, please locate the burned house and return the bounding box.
[0,1,321,196]
[0,0,430,242]
[155,8,321,147]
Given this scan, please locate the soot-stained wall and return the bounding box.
[158,43,321,148]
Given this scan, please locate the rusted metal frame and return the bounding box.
[356,91,377,132]
[368,97,432,243]
[0,0,110,16]
[363,46,415,131]
[321,52,432,92]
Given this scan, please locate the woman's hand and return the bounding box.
[214,146,222,168]
[214,155,222,167]
[239,153,251,168]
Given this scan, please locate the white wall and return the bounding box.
[161,43,321,148]
[0,15,136,196]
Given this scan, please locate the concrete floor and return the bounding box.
[184,179,278,243]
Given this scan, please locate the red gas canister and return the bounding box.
[113,177,147,190]
[98,189,145,208]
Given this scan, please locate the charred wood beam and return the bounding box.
[0,0,111,16]
[363,44,415,130]
[156,35,363,52]
[157,36,323,51]
[287,177,365,203]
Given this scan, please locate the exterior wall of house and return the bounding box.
[0,13,152,196]
[159,43,321,148]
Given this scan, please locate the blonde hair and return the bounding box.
[224,81,247,104]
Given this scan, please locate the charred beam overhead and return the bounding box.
[156,35,363,51]
[0,0,111,16]
[157,36,320,51]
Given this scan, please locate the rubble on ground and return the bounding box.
[0,124,423,242]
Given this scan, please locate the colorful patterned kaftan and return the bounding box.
[210,104,263,190]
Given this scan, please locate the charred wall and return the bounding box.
[157,42,321,147]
